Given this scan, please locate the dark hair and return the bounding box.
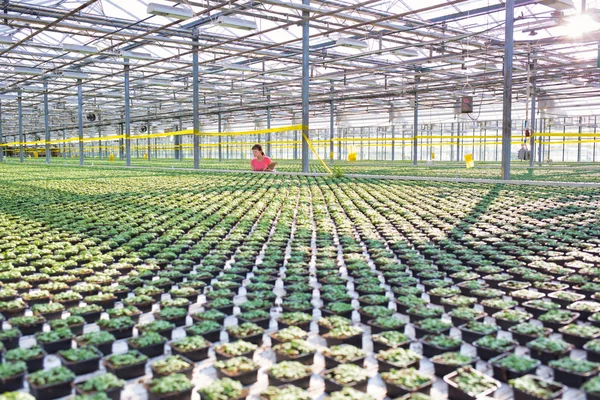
[252,144,265,156]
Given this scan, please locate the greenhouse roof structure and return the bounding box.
[0,0,599,165]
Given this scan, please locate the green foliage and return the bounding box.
[527,337,572,354]
[78,373,124,392]
[492,354,539,372]
[431,352,474,366]
[510,375,561,399]
[226,322,264,337]
[214,356,259,375]
[381,368,431,389]
[423,334,462,349]
[77,330,116,345]
[198,378,243,400]
[171,335,208,352]
[27,366,75,387]
[215,341,257,357]
[129,332,166,348]
[151,355,192,375]
[325,364,368,385]
[105,350,148,368]
[97,317,135,330]
[36,328,73,343]
[415,318,452,333]
[58,346,100,362]
[376,348,421,366]
[269,361,311,380]
[474,336,516,352]
[148,374,193,395]
[372,330,409,346]
[5,346,44,362]
[582,376,600,394]
[271,326,307,342]
[451,367,499,396]
[549,357,600,374]
[0,361,27,379]
[186,320,221,335]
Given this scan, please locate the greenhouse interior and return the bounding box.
[2,1,600,400]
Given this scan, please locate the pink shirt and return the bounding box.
[251,156,272,171]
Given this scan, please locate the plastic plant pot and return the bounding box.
[128,338,167,358]
[198,388,248,400]
[0,370,25,392]
[551,361,600,388]
[376,357,420,374]
[323,332,363,348]
[509,326,552,346]
[12,318,45,336]
[430,354,478,378]
[39,337,73,354]
[540,312,580,332]
[205,302,234,316]
[268,371,312,389]
[104,358,147,380]
[58,348,103,375]
[526,343,574,365]
[216,366,259,387]
[170,341,211,362]
[103,325,134,340]
[450,313,485,328]
[490,353,541,383]
[383,377,432,399]
[214,346,255,361]
[75,382,123,400]
[321,369,369,393]
[229,331,263,346]
[148,386,193,400]
[27,376,75,400]
[320,308,353,320]
[472,341,517,362]
[421,338,462,358]
[372,337,411,354]
[276,318,311,332]
[323,353,365,370]
[443,367,501,400]
[559,326,600,349]
[151,356,194,380]
[75,337,114,357]
[239,316,270,330]
[185,325,221,343]
[511,375,565,400]
[1,331,22,351]
[21,350,46,373]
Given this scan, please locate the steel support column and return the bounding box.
[193,28,200,169]
[218,111,223,161]
[328,81,334,163]
[218,96,223,161]
[529,55,536,168]
[179,116,184,161]
[78,79,84,166]
[578,116,582,162]
[98,114,103,159]
[501,0,515,180]
[44,79,50,164]
[301,0,310,173]
[266,92,271,157]
[413,78,419,166]
[124,59,131,167]
[147,117,151,161]
[18,91,23,162]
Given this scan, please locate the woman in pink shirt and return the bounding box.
[250,144,276,171]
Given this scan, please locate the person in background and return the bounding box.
[250,144,276,171]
